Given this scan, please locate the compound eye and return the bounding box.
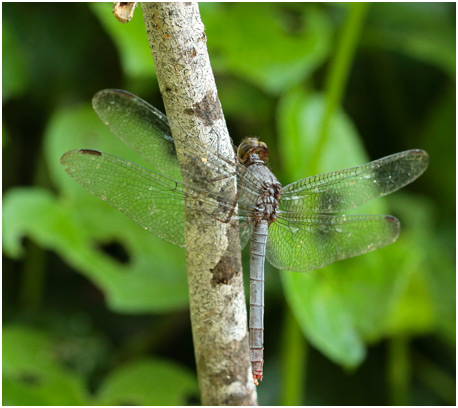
[257,143,269,162]
[238,138,259,163]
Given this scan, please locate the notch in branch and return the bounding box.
[113,2,137,23]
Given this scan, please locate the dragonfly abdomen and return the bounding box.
[250,220,268,385]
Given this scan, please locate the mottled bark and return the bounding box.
[141,3,257,405]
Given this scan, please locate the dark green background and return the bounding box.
[3,3,455,405]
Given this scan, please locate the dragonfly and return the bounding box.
[61,89,429,385]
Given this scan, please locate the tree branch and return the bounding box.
[141,3,257,405]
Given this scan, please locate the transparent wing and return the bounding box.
[92,89,264,216]
[92,89,182,182]
[239,218,254,251]
[266,213,400,272]
[280,150,429,214]
[61,149,252,249]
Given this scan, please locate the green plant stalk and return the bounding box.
[387,335,410,405]
[280,4,369,402]
[280,306,307,405]
[19,153,50,309]
[310,3,369,175]
[19,240,46,309]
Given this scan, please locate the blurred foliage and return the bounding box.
[4,105,189,313]
[3,2,455,406]
[201,3,333,94]
[3,325,197,405]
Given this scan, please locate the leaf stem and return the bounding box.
[311,3,369,174]
[19,150,50,309]
[19,240,46,309]
[280,306,307,405]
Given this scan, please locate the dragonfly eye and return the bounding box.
[256,143,269,162]
[238,138,269,164]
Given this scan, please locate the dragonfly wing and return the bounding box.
[61,149,187,246]
[92,89,263,219]
[93,89,183,183]
[239,218,253,250]
[280,150,429,214]
[266,213,400,272]
[61,149,253,247]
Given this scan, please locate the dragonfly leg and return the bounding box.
[208,127,241,168]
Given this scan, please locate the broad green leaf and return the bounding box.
[95,359,198,405]
[201,3,332,94]
[3,188,64,258]
[3,325,89,406]
[90,3,154,80]
[281,270,365,367]
[3,103,189,313]
[276,88,434,367]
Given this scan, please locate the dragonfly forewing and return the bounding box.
[61,149,255,248]
[61,149,188,246]
[280,150,429,214]
[93,90,182,183]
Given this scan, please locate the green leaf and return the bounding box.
[3,325,89,405]
[95,359,198,405]
[281,269,366,367]
[201,3,332,94]
[3,103,189,313]
[275,88,436,367]
[90,3,155,80]
[3,188,62,258]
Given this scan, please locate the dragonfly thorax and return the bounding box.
[237,138,282,223]
[254,195,281,224]
[252,169,283,224]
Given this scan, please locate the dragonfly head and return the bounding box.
[237,137,269,166]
